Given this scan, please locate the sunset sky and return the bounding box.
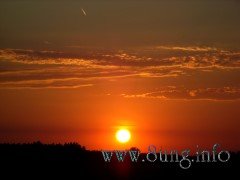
[0,0,240,151]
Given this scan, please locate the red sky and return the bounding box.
[0,0,240,151]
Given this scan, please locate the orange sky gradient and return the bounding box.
[0,0,240,151]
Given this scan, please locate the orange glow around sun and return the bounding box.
[116,129,131,143]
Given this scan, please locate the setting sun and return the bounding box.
[116,129,131,143]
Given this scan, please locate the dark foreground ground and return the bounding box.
[0,142,239,179]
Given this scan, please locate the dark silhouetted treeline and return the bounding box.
[0,142,239,179]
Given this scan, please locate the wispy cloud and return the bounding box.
[0,46,239,90]
[121,86,240,101]
[0,77,94,89]
[155,46,218,52]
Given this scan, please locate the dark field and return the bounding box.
[0,142,239,179]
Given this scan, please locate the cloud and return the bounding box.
[155,46,218,52]
[189,90,197,97]
[121,86,240,101]
[0,46,239,89]
[0,77,94,89]
[1,47,240,68]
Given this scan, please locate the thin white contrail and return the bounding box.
[81,8,87,16]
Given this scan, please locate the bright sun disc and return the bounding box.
[116,129,131,143]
